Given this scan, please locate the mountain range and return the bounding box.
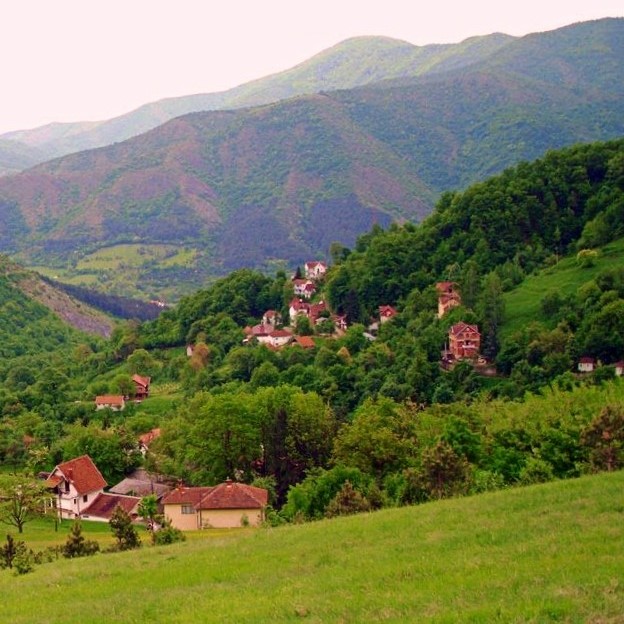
[0,17,622,299]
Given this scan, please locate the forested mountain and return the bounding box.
[0,20,622,298]
[0,32,514,166]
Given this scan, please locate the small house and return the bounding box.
[379,305,398,324]
[615,361,624,377]
[45,455,108,520]
[304,261,327,280]
[132,374,151,401]
[162,480,268,530]
[95,395,125,411]
[578,357,595,373]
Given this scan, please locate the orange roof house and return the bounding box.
[448,322,481,360]
[163,480,269,530]
[132,374,151,401]
[95,395,125,410]
[45,455,108,520]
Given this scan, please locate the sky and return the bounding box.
[1,0,623,136]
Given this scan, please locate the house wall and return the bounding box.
[164,504,199,531]
[199,508,263,529]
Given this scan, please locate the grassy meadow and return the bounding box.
[502,236,624,338]
[2,470,623,623]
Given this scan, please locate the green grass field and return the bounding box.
[2,471,623,623]
[502,237,624,338]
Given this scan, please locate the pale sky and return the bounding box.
[1,0,622,135]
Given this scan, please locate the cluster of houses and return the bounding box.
[578,357,624,376]
[42,454,269,530]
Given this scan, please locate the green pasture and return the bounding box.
[502,237,624,337]
[2,470,623,623]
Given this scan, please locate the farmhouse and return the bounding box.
[162,479,268,530]
[95,395,125,411]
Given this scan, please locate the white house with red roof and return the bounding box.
[95,395,125,411]
[304,261,327,280]
[163,479,269,530]
[578,357,595,373]
[45,454,141,522]
[45,455,108,520]
[293,279,316,298]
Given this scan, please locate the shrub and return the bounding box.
[62,520,100,558]
[152,519,185,545]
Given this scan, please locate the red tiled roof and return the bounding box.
[294,335,316,349]
[198,481,268,510]
[138,428,161,446]
[163,481,268,510]
[95,395,125,407]
[162,486,214,507]
[579,357,595,364]
[82,493,141,520]
[379,305,397,317]
[449,322,480,337]
[132,374,151,389]
[49,455,107,494]
[270,329,292,338]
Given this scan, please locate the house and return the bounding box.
[78,492,142,523]
[615,361,624,377]
[262,310,282,327]
[436,282,461,318]
[293,279,316,298]
[132,374,151,401]
[293,335,316,349]
[138,428,161,455]
[45,455,108,520]
[578,357,595,373]
[448,322,481,360]
[268,328,293,348]
[379,305,398,324]
[186,344,195,357]
[162,480,269,530]
[109,468,173,510]
[95,395,125,411]
[304,261,327,280]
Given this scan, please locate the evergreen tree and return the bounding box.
[62,520,100,558]
[109,505,141,551]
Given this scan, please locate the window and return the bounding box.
[181,504,194,515]
[64,480,70,493]
[83,495,88,503]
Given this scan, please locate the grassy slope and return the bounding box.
[3,471,624,623]
[502,237,624,338]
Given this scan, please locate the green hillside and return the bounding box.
[503,236,624,337]
[3,471,623,622]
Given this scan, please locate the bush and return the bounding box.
[62,520,100,558]
[152,519,185,545]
